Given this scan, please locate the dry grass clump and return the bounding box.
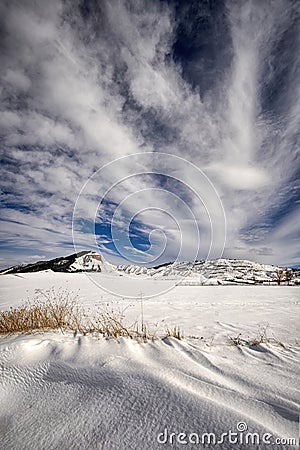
[166,325,184,340]
[90,306,158,341]
[89,307,135,339]
[0,288,83,334]
[228,332,243,346]
[228,328,270,347]
[248,325,270,346]
[0,288,183,341]
[228,324,285,348]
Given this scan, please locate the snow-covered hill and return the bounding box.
[0,251,115,275]
[1,251,299,285]
[119,258,300,285]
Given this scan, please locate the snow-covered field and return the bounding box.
[0,272,299,449]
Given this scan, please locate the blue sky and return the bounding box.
[0,0,299,268]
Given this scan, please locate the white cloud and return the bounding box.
[0,0,299,267]
[208,164,269,190]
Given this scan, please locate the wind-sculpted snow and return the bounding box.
[0,334,299,450]
[0,273,299,449]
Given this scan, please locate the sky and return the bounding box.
[0,0,299,269]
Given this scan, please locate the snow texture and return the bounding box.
[0,271,299,449]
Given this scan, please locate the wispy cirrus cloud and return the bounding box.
[0,0,299,268]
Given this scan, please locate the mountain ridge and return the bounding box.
[1,251,299,285]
